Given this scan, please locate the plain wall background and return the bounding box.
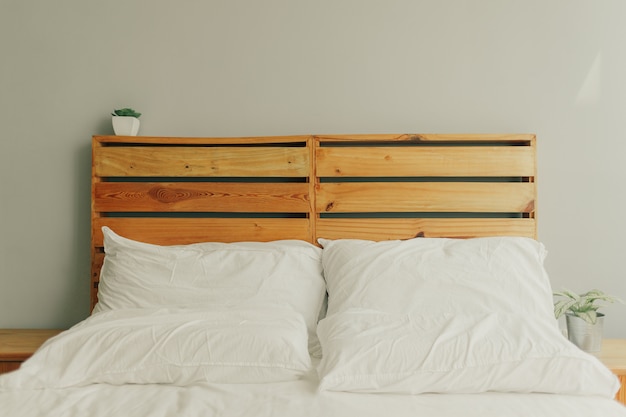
[1,1,625,336]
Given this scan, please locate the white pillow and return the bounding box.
[0,307,311,388]
[316,237,620,397]
[320,237,554,319]
[95,227,326,356]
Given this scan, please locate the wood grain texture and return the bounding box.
[0,329,63,375]
[93,135,309,145]
[92,218,311,247]
[316,218,537,241]
[314,133,535,143]
[94,146,309,177]
[0,329,63,361]
[317,182,535,213]
[93,182,310,212]
[317,146,534,177]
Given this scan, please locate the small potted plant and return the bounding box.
[554,288,622,352]
[111,108,142,136]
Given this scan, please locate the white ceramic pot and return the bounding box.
[566,313,604,353]
[112,116,140,136]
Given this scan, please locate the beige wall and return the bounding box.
[1,1,625,336]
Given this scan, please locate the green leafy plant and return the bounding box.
[554,289,622,324]
[111,108,141,118]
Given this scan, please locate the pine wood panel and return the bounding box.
[0,329,64,375]
[94,146,310,177]
[317,182,535,213]
[317,146,534,177]
[0,329,63,360]
[316,218,537,240]
[596,339,626,405]
[596,339,626,376]
[0,329,63,373]
[91,134,537,311]
[93,182,310,212]
[94,135,310,145]
[91,217,312,247]
[314,133,535,143]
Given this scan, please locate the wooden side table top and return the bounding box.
[596,339,626,375]
[0,329,63,361]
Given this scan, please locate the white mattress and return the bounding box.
[1,359,625,417]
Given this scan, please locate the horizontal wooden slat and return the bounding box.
[317,146,535,177]
[94,182,310,213]
[0,329,64,362]
[94,146,309,177]
[317,182,535,213]
[315,133,536,143]
[93,135,309,145]
[317,218,537,240]
[92,218,312,247]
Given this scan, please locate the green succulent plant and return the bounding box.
[112,108,141,118]
[553,288,622,324]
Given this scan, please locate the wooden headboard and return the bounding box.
[91,133,536,310]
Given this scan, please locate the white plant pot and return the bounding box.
[112,116,140,136]
[566,313,604,353]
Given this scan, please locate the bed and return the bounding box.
[0,133,624,416]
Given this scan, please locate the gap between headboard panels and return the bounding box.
[90,133,537,310]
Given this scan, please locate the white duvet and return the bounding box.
[1,365,626,417]
[1,308,625,417]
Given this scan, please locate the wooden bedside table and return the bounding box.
[0,329,63,374]
[596,339,626,405]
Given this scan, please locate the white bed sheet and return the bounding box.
[1,359,625,417]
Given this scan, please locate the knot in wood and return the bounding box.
[149,187,190,203]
